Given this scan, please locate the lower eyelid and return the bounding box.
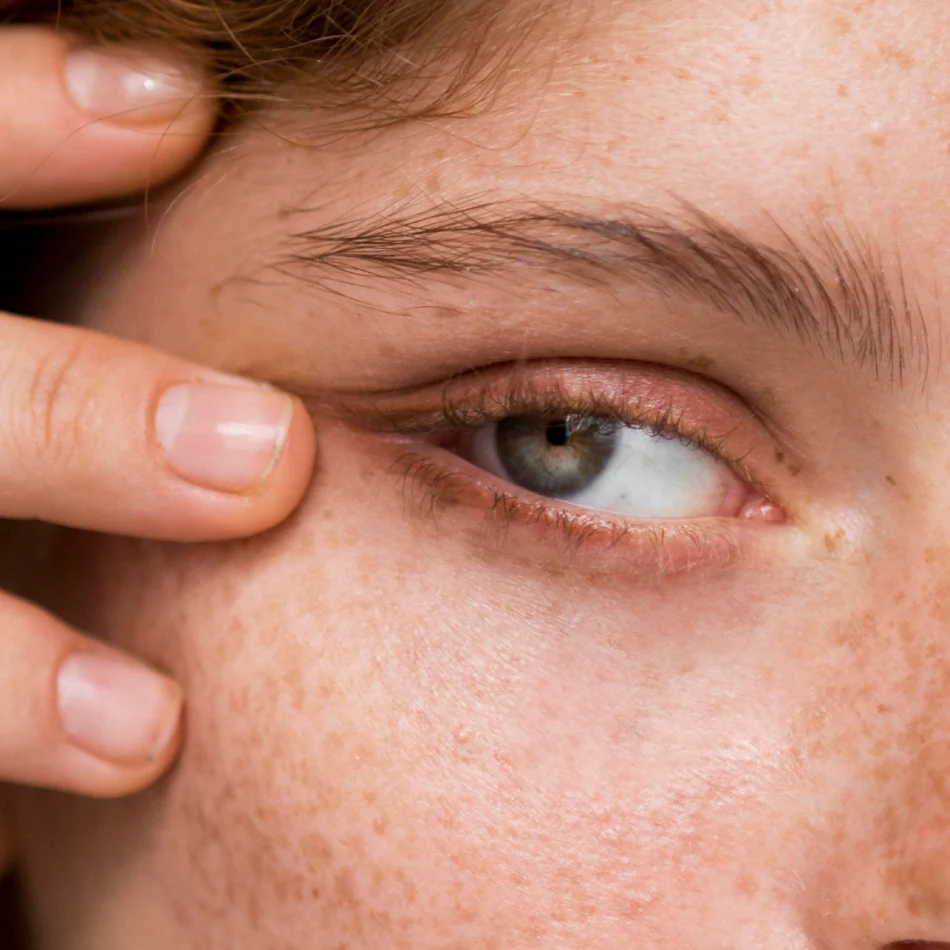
[388,444,782,578]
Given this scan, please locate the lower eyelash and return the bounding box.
[390,449,751,577]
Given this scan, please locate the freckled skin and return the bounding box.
[13,1,950,949]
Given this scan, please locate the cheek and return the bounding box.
[792,553,950,942]
[14,480,950,950]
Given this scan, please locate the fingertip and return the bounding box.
[61,710,184,800]
[141,387,317,543]
[209,393,319,539]
[63,42,211,130]
[56,38,219,203]
[268,395,320,517]
[79,709,185,800]
[0,27,218,209]
[56,650,184,771]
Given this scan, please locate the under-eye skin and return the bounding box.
[335,360,791,575]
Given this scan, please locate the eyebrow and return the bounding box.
[276,200,930,387]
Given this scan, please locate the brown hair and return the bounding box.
[4,0,546,125]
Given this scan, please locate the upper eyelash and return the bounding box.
[362,366,764,496]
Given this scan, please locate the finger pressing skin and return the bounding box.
[0,593,182,797]
[0,312,317,541]
[0,26,216,210]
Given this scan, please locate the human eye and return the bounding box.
[462,413,749,520]
[339,360,792,575]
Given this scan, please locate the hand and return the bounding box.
[0,23,316,850]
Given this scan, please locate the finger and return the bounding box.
[0,593,182,797]
[0,312,317,541]
[0,26,216,210]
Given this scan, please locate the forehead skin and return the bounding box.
[14,2,950,949]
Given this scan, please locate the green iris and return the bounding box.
[495,415,619,497]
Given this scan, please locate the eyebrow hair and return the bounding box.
[276,199,931,387]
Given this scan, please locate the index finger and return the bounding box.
[0,26,216,210]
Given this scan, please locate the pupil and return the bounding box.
[546,421,569,446]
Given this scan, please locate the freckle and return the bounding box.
[688,354,714,371]
[372,816,389,836]
[830,14,853,36]
[837,83,850,97]
[788,465,802,477]
[673,67,691,80]
[786,142,811,160]
[870,132,887,147]
[736,871,759,895]
[878,42,915,70]
[775,451,785,464]
[899,620,914,649]
[739,71,762,93]
[824,533,837,553]
[894,591,906,604]
[885,474,896,486]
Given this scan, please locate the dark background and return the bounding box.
[0,212,107,950]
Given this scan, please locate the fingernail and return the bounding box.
[65,45,203,124]
[155,383,294,494]
[57,652,183,766]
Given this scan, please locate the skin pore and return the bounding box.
[11,0,950,947]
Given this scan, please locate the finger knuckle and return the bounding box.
[11,338,95,471]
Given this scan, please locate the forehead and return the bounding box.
[249,0,950,249]
[459,0,947,201]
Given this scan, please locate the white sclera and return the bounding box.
[471,423,731,519]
